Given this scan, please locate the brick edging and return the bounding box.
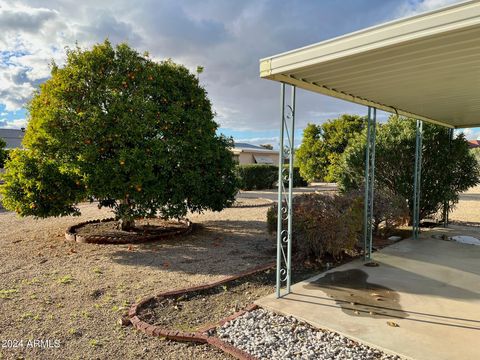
[231,198,274,209]
[65,218,192,244]
[128,262,275,360]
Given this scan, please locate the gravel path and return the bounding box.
[217,309,402,360]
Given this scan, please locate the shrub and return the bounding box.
[267,192,363,261]
[237,165,308,190]
[472,148,480,165]
[0,139,7,168]
[236,164,277,190]
[0,41,238,230]
[295,115,365,182]
[349,187,409,237]
[285,166,308,187]
[336,116,480,222]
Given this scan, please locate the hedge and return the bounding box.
[236,164,308,190]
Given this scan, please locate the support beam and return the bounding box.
[276,83,285,298]
[443,128,454,227]
[412,120,423,240]
[276,83,296,298]
[286,86,296,293]
[363,107,377,261]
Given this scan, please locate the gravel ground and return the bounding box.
[0,198,273,360]
[217,308,402,360]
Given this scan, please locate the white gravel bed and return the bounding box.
[217,308,402,360]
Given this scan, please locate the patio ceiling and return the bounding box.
[260,0,480,128]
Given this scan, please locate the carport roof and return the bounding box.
[260,0,480,128]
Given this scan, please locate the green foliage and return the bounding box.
[236,164,277,190]
[0,138,7,168]
[0,41,238,227]
[337,116,480,221]
[286,165,308,187]
[471,148,480,165]
[267,192,363,261]
[1,150,84,216]
[236,165,307,190]
[296,115,365,182]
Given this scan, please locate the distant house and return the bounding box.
[0,128,25,150]
[231,143,279,165]
[468,140,480,148]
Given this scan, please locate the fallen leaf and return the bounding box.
[387,321,400,327]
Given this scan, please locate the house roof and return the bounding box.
[260,0,480,128]
[232,142,279,154]
[0,128,25,149]
[469,139,480,148]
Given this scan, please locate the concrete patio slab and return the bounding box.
[256,228,480,360]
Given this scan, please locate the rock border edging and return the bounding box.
[65,218,192,244]
[231,198,274,209]
[128,262,275,360]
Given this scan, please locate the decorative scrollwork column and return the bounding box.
[276,83,296,298]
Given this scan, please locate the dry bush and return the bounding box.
[267,192,363,261]
[348,187,409,237]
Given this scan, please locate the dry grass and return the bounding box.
[0,200,274,360]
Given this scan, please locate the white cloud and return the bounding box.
[0,117,27,128]
[395,0,461,17]
[236,137,279,145]
[0,0,466,132]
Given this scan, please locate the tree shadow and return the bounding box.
[109,220,276,277]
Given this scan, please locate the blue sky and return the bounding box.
[0,0,478,146]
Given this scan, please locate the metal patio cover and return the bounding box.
[260,0,480,129]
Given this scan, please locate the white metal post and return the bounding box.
[276,83,286,298]
[286,86,295,293]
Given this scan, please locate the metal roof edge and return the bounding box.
[269,74,455,128]
[259,0,477,63]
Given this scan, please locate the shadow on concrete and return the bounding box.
[283,294,480,330]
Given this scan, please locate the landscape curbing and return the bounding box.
[128,262,275,360]
[65,218,192,244]
[231,198,274,209]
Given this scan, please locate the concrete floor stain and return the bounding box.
[304,269,408,319]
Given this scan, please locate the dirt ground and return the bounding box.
[449,185,480,225]
[0,199,275,360]
[1,184,478,360]
[137,269,277,333]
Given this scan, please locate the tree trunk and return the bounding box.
[118,196,135,231]
[119,218,135,231]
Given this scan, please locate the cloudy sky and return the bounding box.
[1,0,478,146]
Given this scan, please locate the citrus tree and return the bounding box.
[1,41,238,230]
